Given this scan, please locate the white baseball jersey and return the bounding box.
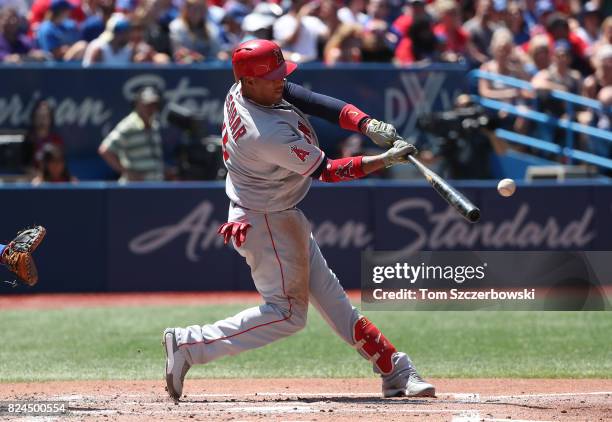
[222,82,325,212]
[171,80,415,392]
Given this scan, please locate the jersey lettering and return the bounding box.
[225,94,247,142]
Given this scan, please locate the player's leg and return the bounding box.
[163,208,311,401]
[307,235,435,398]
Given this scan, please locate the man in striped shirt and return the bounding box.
[99,86,164,182]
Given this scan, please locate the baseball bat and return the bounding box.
[408,155,481,223]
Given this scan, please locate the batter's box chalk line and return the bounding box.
[451,411,481,422]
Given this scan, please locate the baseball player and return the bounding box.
[163,39,435,401]
[0,226,46,286]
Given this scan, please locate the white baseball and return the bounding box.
[497,178,516,197]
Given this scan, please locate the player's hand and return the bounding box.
[381,139,417,168]
[363,119,400,149]
[217,222,251,248]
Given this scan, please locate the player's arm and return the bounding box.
[260,124,416,182]
[283,82,400,148]
[311,140,417,183]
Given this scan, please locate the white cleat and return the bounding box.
[162,328,191,402]
[382,353,436,398]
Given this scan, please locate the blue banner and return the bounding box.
[0,180,610,293]
[0,64,468,178]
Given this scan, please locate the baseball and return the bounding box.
[497,178,516,197]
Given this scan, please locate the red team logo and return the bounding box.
[273,49,283,65]
[335,159,355,179]
[291,145,310,162]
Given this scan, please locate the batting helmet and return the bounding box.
[231,39,297,81]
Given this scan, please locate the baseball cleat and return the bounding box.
[382,353,436,398]
[162,328,191,402]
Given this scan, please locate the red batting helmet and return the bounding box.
[231,39,297,81]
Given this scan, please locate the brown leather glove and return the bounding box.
[1,226,46,286]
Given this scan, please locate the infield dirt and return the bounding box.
[2,378,611,421]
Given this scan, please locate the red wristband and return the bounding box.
[319,156,365,183]
[339,104,370,133]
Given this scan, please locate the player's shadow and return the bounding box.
[297,396,433,405]
[186,396,435,405]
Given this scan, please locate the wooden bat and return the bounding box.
[408,155,481,223]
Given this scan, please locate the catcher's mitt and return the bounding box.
[1,226,46,286]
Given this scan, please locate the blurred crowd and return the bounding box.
[0,0,608,68]
[1,0,611,182]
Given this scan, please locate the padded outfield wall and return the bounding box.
[0,180,610,293]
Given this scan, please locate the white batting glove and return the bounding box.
[382,139,417,167]
[363,119,400,149]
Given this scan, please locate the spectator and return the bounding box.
[323,24,362,64]
[133,0,176,58]
[528,0,555,37]
[532,40,581,94]
[23,99,64,169]
[575,1,601,55]
[392,0,429,38]
[362,31,394,63]
[346,0,391,62]
[506,0,530,47]
[98,86,165,182]
[463,0,496,66]
[521,0,539,32]
[80,0,116,42]
[82,15,133,66]
[317,0,342,42]
[169,0,223,63]
[526,33,551,75]
[337,0,367,25]
[0,0,29,18]
[130,16,171,64]
[544,12,589,73]
[36,0,86,61]
[588,86,612,161]
[29,0,86,35]
[273,0,329,63]
[591,16,612,60]
[479,27,529,102]
[433,0,469,60]
[240,5,278,42]
[393,0,434,65]
[583,44,612,100]
[0,8,45,63]
[218,3,250,54]
[241,3,282,41]
[31,144,77,184]
[395,14,439,64]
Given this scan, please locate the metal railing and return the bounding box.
[468,69,612,170]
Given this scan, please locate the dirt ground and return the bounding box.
[1,378,610,421]
[1,293,611,421]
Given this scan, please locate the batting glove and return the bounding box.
[363,119,400,149]
[217,222,251,248]
[382,139,417,168]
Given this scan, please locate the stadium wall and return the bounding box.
[0,180,611,293]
